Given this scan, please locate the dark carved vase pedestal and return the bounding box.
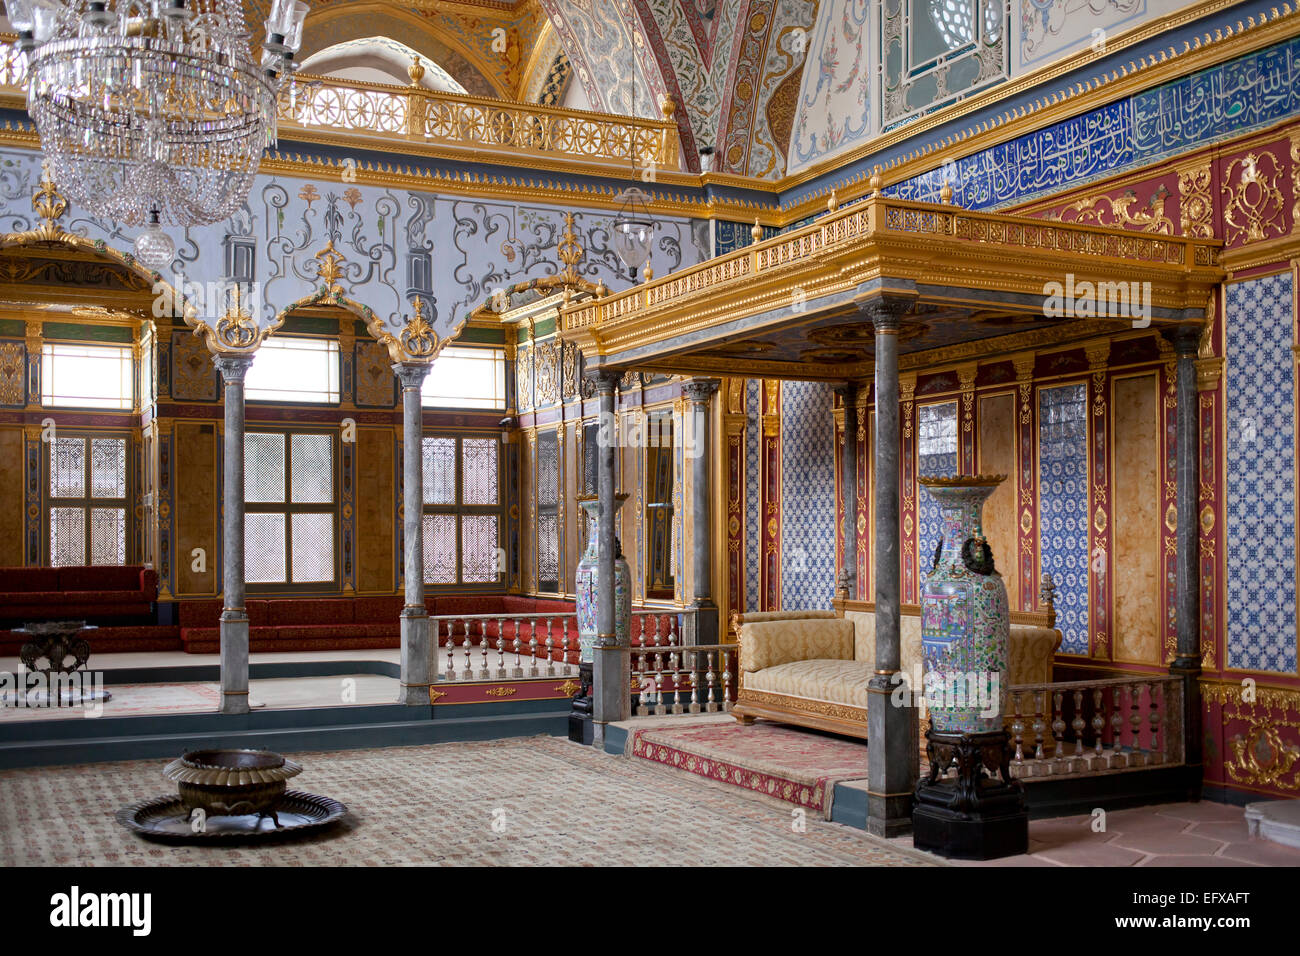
[912,727,1028,860]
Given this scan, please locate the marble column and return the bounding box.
[590,369,629,747]
[682,377,721,644]
[864,298,918,837]
[214,354,254,716]
[395,361,434,705]
[1162,323,1203,793]
[833,382,858,601]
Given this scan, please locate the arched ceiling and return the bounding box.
[244,0,819,179]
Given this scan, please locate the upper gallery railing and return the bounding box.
[560,191,1223,355]
[0,37,680,173]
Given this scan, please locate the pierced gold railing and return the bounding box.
[0,37,680,173]
[560,192,1222,353]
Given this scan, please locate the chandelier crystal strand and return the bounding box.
[15,0,307,238]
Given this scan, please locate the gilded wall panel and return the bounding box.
[355,340,396,407]
[171,331,217,402]
[0,341,23,405]
[978,393,1019,611]
[1112,373,1163,665]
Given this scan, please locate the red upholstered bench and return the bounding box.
[0,565,158,626]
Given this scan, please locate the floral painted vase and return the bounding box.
[918,475,1010,735]
[575,494,631,664]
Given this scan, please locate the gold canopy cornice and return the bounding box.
[559,194,1223,380]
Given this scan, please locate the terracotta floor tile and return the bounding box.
[1136,854,1259,867]
[1217,840,1300,866]
[1033,841,1146,866]
[1102,808,1194,832]
[1154,802,1248,824]
[1108,830,1225,855]
[1188,820,1252,844]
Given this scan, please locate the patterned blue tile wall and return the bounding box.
[1039,383,1090,655]
[1225,273,1297,673]
[744,378,763,612]
[780,381,836,610]
[917,401,959,587]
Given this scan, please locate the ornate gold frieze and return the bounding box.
[1049,185,1174,234]
[0,340,22,405]
[1176,160,1216,238]
[1221,150,1286,245]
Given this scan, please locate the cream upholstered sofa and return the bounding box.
[731,600,1061,740]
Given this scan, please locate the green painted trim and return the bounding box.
[42,322,133,343]
[455,326,505,345]
[281,314,341,336]
[0,319,25,337]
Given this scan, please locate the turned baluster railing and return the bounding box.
[1002,675,1183,779]
[632,643,738,718]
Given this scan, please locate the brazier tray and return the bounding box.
[116,790,347,843]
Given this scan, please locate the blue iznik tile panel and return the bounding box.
[875,34,1300,210]
[780,381,837,610]
[745,378,762,612]
[917,401,959,587]
[1225,273,1297,673]
[1038,383,1090,655]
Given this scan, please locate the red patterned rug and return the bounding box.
[628,721,868,819]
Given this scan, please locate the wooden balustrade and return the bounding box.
[999,676,1184,779]
[431,610,691,683]
[632,644,737,718]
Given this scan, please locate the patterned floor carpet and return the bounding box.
[0,736,938,867]
[629,722,869,818]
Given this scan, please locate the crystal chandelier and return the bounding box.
[9,0,308,246]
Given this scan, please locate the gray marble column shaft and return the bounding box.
[1163,323,1203,792]
[395,361,434,705]
[214,354,254,716]
[864,300,918,837]
[833,382,858,601]
[591,370,629,746]
[683,377,720,644]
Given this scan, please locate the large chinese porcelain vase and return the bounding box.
[575,494,631,664]
[918,475,1010,735]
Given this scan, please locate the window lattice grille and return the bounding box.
[90,508,126,565]
[245,433,286,503]
[50,437,85,498]
[89,438,127,498]
[423,513,457,584]
[50,507,85,567]
[422,437,456,505]
[461,514,499,583]
[290,513,334,582]
[245,513,287,583]
[537,513,559,584]
[290,433,333,504]
[461,438,498,506]
[537,432,559,506]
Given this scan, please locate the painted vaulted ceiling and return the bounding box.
[250,0,820,180]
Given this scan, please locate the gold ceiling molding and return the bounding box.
[0,5,1291,230]
[560,194,1222,374]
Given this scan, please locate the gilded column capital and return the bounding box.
[956,362,978,391]
[583,367,621,394]
[392,361,433,390]
[1195,357,1224,392]
[1011,351,1036,381]
[681,377,721,405]
[1160,322,1203,357]
[212,353,254,383]
[1083,338,1111,370]
[898,371,918,404]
